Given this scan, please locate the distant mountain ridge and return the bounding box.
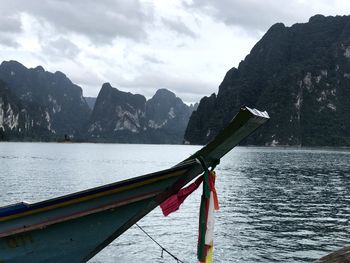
[0,60,91,140]
[0,60,194,143]
[185,15,350,146]
[87,83,194,143]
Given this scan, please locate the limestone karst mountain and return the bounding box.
[185,15,350,146]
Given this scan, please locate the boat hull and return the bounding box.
[0,106,270,262]
[0,198,154,263]
[0,161,203,262]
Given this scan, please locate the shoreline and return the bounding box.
[1,140,350,151]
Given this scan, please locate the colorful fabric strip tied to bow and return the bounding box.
[160,175,203,216]
[198,170,219,263]
[160,170,219,263]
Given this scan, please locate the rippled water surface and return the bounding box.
[1,143,350,262]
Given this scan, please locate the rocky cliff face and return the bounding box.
[0,60,91,140]
[87,83,146,142]
[87,84,193,143]
[0,61,194,143]
[144,89,193,143]
[0,80,57,140]
[184,15,350,146]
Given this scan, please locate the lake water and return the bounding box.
[1,143,350,262]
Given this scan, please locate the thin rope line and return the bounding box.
[135,223,185,263]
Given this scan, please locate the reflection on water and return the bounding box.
[1,143,350,262]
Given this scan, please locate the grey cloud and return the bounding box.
[42,37,80,59]
[2,0,154,43]
[0,13,21,48]
[0,35,19,48]
[0,14,22,33]
[162,18,197,38]
[142,54,164,64]
[185,0,315,32]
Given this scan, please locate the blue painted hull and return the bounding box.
[0,199,153,263]
[0,161,202,262]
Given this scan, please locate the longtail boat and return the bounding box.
[0,106,269,263]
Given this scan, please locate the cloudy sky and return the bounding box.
[1,0,350,103]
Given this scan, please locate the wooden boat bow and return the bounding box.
[0,106,269,263]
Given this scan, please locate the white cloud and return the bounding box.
[1,0,350,104]
[114,71,215,102]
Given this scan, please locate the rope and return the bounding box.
[196,156,220,172]
[135,223,185,263]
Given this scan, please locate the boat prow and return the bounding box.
[0,106,269,263]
